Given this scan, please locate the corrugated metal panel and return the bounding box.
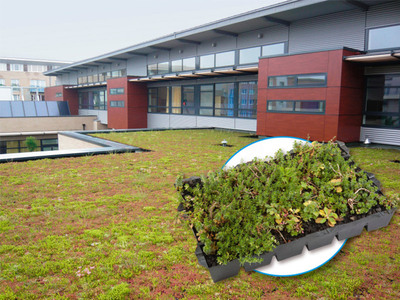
[197,116,235,129]
[235,118,257,132]
[366,1,400,28]
[147,114,170,129]
[360,127,400,146]
[289,9,365,53]
[365,65,400,75]
[170,115,197,128]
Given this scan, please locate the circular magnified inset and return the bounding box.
[223,136,346,277]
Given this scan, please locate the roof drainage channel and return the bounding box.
[0,131,144,164]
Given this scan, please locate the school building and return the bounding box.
[44,0,400,145]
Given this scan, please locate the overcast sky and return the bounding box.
[0,0,286,63]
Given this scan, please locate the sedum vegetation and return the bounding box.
[177,141,397,265]
[0,130,399,299]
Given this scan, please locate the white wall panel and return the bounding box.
[170,115,197,128]
[235,118,257,131]
[147,113,170,129]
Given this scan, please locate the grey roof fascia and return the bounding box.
[44,0,385,76]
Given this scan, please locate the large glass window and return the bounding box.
[368,24,400,51]
[215,83,235,117]
[147,82,257,119]
[268,73,327,88]
[262,42,286,57]
[238,81,257,118]
[364,75,400,128]
[215,51,235,67]
[239,47,261,65]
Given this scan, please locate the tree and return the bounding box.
[26,136,38,152]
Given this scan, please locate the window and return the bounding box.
[183,57,195,71]
[10,64,23,71]
[368,24,400,51]
[110,101,125,107]
[363,75,400,128]
[78,89,107,110]
[262,42,286,57]
[0,79,5,86]
[28,65,47,72]
[215,83,235,117]
[171,60,182,72]
[158,62,169,75]
[268,73,327,88]
[109,88,124,95]
[147,63,169,76]
[30,80,45,87]
[11,79,20,86]
[56,93,62,97]
[239,47,261,65]
[267,100,325,114]
[238,81,257,118]
[215,51,235,67]
[171,86,181,114]
[0,63,7,71]
[147,87,169,113]
[182,86,195,115]
[148,64,158,76]
[199,85,214,116]
[200,54,214,69]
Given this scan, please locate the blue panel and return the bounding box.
[47,101,60,116]
[0,102,12,117]
[58,101,70,116]
[23,101,37,117]
[10,101,24,117]
[35,101,49,116]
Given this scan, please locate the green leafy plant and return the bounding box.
[177,141,397,266]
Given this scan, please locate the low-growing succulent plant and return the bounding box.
[176,141,397,266]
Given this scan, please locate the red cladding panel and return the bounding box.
[44,86,79,115]
[107,77,148,129]
[257,49,364,142]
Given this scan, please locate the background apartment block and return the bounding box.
[0,58,69,101]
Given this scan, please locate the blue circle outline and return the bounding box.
[222,136,345,277]
[254,239,347,277]
[222,136,310,170]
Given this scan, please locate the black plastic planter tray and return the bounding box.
[178,141,397,282]
[192,208,396,282]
